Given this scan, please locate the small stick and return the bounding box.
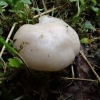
[18,54,33,76]
[42,0,47,12]
[80,50,100,82]
[0,77,9,81]
[71,65,75,78]
[0,22,32,75]
[0,23,17,58]
[33,5,62,19]
[62,77,97,82]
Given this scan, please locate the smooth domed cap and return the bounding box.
[13,15,80,71]
[39,15,67,26]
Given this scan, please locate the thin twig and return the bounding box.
[0,22,32,75]
[14,95,24,100]
[91,63,100,69]
[0,77,9,81]
[71,65,75,78]
[62,77,97,82]
[80,50,100,82]
[42,0,47,12]
[33,5,62,19]
[35,1,41,16]
[0,22,17,58]
[18,54,33,76]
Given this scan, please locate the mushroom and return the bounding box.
[13,15,80,71]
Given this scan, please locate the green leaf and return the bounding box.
[31,7,43,12]
[91,6,99,12]
[4,0,20,6]
[92,0,97,5]
[80,38,89,44]
[8,58,22,68]
[0,1,7,6]
[15,1,24,11]
[0,7,3,13]
[80,0,85,6]
[8,9,16,12]
[0,37,18,55]
[83,21,96,31]
[21,0,31,4]
[12,0,20,6]
[69,0,78,2]
[4,0,13,5]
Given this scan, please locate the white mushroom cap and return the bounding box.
[13,15,80,71]
[39,15,67,25]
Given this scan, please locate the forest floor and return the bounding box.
[0,0,100,100]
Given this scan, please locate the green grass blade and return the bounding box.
[0,37,18,55]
